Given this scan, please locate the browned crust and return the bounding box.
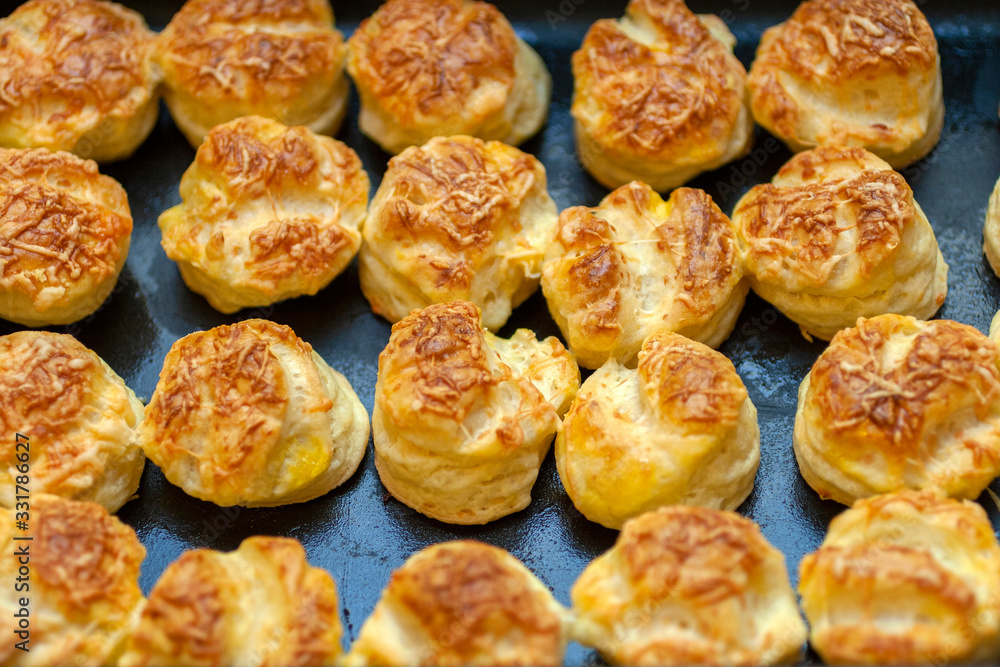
[808,317,1000,458]
[0,147,131,302]
[571,0,747,159]
[0,0,155,127]
[389,541,562,664]
[347,0,517,122]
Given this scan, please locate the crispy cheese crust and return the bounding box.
[799,491,1000,664]
[0,0,159,162]
[748,0,943,168]
[137,318,369,507]
[345,541,570,666]
[373,301,579,524]
[0,147,132,326]
[794,314,1000,505]
[159,116,369,314]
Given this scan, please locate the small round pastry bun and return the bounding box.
[557,331,759,530]
[542,182,747,369]
[799,490,1000,664]
[571,506,807,665]
[345,540,571,667]
[155,0,348,147]
[732,146,947,341]
[0,494,145,667]
[794,314,1000,506]
[137,319,369,508]
[571,0,753,192]
[359,135,558,331]
[119,536,343,667]
[0,331,144,513]
[346,0,551,155]
[748,0,943,169]
[0,0,159,163]
[373,301,580,525]
[0,147,132,327]
[158,115,369,314]
[983,174,1000,277]
[990,308,1000,345]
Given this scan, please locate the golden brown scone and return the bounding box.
[571,0,753,192]
[0,494,145,667]
[794,314,1000,505]
[137,319,369,507]
[346,0,551,155]
[542,182,747,369]
[158,116,369,314]
[119,536,342,667]
[373,301,579,524]
[799,490,1000,664]
[155,0,348,147]
[0,147,132,326]
[557,331,759,530]
[732,146,947,341]
[984,174,1000,276]
[748,0,942,169]
[345,540,571,666]
[359,135,558,331]
[0,0,159,162]
[990,308,1000,345]
[572,506,806,665]
[0,331,144,513]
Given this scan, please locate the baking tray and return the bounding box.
[1,0,999,663]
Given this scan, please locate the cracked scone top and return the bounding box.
[359,135,558,331]
[345,541,570,666]
[119,536,343,667]
[571,0,753,191]
[0,331,144,513]
[799,490,1000,664]
[0,0,159,162]
[732,146,947,340]
[542,181,746,369]
[571,506,807,665]
[0,147,132,327]
[346,0,551,155]
[373,301,579,524]
[794,315,1000,505]
[158,116,369,314]
[138,319,369,507]
[155,0,348,146]
[748,0,943,168]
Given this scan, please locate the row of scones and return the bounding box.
[2,491,999,665]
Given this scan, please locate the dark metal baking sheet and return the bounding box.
[2,0,999,663]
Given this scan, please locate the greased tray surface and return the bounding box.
[1,0,999,663]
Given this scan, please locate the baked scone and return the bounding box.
[0,147,132,327]
[571,0,753,192]
[571,506,806,665]
[748,0,943,169]
[158,115,369,314]
[542,182,747,369]
[346,0,551,155]
[345,540,570,666]
[983,174,1000,276]
[373,301,579,524]
[0,494,145,667]
[359,135,558,331]
[556,331,759,530]
[0,0,159,162]
[732,146,947,341]
[991,308,1000,345]
[155,0,348,147]
[794,314,1000,505]
[0,331,144,513]
[119,536,343,667]
[799,490,1000,664]
[137,319,369,507]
